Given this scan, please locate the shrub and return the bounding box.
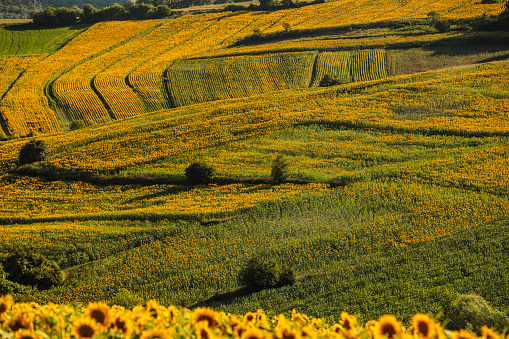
[70,119,86,130]
[18,139,49,165]
[444,294,509,333]
[319,74,349,87]
[278,266,296,287]
[431,16,451,32]
[185,162,215,185]
[2,250,64,290]
[238,256,280,291]
[271,154,290,183]
[110,288,144,309]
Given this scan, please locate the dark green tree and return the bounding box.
[271,154,290,183]
[238,255,280,291]
[185,162,215,185]
[3,250,64,290]
[18,139,49,165]
[81,3,99,22]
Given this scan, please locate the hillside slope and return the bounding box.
[0,0,506,137]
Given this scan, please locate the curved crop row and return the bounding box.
[51,19,165,126]
[0,54,43,137]
[166,51,317,107]
[0,21,163,136]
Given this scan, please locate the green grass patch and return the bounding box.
[0,24,89,56]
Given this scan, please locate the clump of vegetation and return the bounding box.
[110,288,144,309]
[271,154,290,183]
[443,293,509,333]
[238,255,296,291]
[427,12,451,32]
[319,74,349,87]
[2,250,64,290]
[18,139,49,165]
[70,119,86,130]
[185,162,215,185]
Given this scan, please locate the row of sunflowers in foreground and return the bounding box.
[0,295,502,339]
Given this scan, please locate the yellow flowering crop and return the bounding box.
[0,296,502,339]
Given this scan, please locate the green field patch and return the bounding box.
[121,125,499,183]
[165,51,318,107]
[36,179,509,320]
[0,24,89,56]
[311,50,387,87]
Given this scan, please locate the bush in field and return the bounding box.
[271,154,290,183]
[428,13,451,32]
[70,119,86,130]
[238,256,280,291]
[444,294,509,333]
[18,139,49,165]
[110,288,144,308]
[185,162,215,185]
[319,74,349,87]
[278,266,297,287]
[2,250,64,290]
[238,255,296,291]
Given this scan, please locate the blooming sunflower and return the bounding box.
[146,300,168,322]
[245,312,256,323]
[195,321,216,339]
[0,295,14,317]
[193,307,219,329]
[277,327,302,339]
[72,318,102,339]
[452,329,477,339]
[481,326,501,339]
[14,329,42,339]
[111,314,134,339]
[84,302,110,328]
[241,327,270,339]
[374,315,402,339]
[233,322,247,338]
[167,305,180,324]
[340,312,357,331]
[412,314,436,339]
[8,315,34,332]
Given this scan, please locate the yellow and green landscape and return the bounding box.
[1,0,509,337]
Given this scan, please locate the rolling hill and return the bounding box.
[0,0,509,333]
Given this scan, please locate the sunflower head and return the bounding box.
[139,328,174,339]
[277,327,302,339]
[340,312,357,331]
[245,312,256,323]
[193,307,219,329]
[72,317,102,339]
[14,329,42,339]
[412,314,436,338]
[375,315,402,339]
[84,302,110,327]
[8,315,34,332]
[241,327,270,339]
[112,314,134,337]
[0,295,14,317]
[482,326,501,339]
[452,329,478,339]
[146,300,168,321]
[195,321,216,339]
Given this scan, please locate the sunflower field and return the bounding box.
[0,295,504,339]
[0,0,509,330]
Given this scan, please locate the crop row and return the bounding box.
[166,51,318,107]
[0,59,507,174]
[0,20,163,136]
